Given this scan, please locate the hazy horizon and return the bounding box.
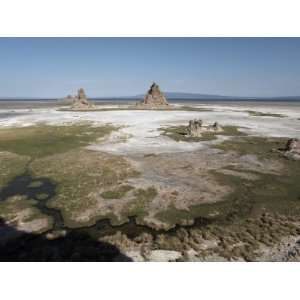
[2,92,300,100]
[1,38,300,98]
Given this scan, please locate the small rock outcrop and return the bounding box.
[187,119,203,137]
[211,122,222,132]
[285,138,300,153]
[136,82,169,108]
[283,138,300,160]
[71,88,95,110]
[187,119,223,137]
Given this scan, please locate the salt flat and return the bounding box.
[0,102,299,155]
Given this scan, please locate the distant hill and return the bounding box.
[134,92,300,101]
[161,92,236,99]
[134,92,235,100]
[263,96,300,101]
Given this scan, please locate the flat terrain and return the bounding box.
[0,100,300,261]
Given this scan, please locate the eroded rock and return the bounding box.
[187,119,223,137]
[187,119,203,137]
[71,88,95,110]
[285,138,300,153]
[283,138,300,160]
[136,82,169,108]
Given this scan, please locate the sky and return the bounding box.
[0,37,300,98]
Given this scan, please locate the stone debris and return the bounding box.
[283,138,300,160]
[187,119,223,137]
[285,138,300,154]
[46,229,67,240]
[124,250,145,262]
[255,235,300,262]
[136,82,169,108]
[145,250,182,262]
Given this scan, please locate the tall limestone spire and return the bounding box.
[137,82,169,107]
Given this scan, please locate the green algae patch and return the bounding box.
[246,110,286,118]
[0,123,147,229]
[155,205,197,225]
[203,138,300,259]
[123,187,158,223]
[0,123,118,188]
[131,187,158,214]
[160,125,247,142]
[184,136,300,222]
[101,185,134,199]
[0,123,121,230]
[0,152,30,187]
[213,136,287,159]
[92,186,160,228]
[0,123,117,158]
[176,106,213,112]
[154,136,300,260]
[30,149,140,228]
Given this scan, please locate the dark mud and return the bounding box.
[0,171,64,229]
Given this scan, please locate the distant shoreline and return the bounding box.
[1,98,300,103]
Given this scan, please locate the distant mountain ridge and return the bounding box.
[142,92,236,99]
[133,92,300,100]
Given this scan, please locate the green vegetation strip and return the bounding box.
[246,110,286,118]
[0,123,116,158]
[0,123,121,230]
[213,135,286,159]
[101,185,134,199]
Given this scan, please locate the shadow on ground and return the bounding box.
[0,172,132,261]
[0,218,132,262]
[0,172,56,202]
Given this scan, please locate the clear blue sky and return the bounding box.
[1,38,300,98]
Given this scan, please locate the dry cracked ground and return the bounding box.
[0,104,300,261]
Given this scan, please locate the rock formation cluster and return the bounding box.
[59,88,95,110]
[285,138,300,153]
[187,119,223,137]
[71,88,95,110]
[136,82,169,108]
[284,138,300,160]
[187,119,203,137]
